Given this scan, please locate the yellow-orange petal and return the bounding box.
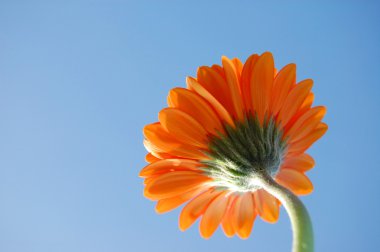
[145,171,210,200]
[287,122,328,154]
[155,187,204,214]
[276,169,313,195]
[287,106,327,143]
[167,88,224,135]
[179,188,221,231]
[282,153,315,172]
[277,79,313,127]
[186,77,235,127]
[233,192,256,239]
[221,56,245,121]
[254,189,279,223]
[250,52,275,124]
[143,123,206,159]
[200,191,229,239]
[196,66,234,116]
[139,159,201,177]
[159,108,209,148]
[270,63,296,115]
[221,194,238,237]
[241,54,259,112]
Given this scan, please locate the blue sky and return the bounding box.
[1,1,379,252]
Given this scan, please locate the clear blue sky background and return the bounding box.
[1,1,379,252]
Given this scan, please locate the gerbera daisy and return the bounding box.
[140,52,327,251]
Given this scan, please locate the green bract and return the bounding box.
[202,114,287,192]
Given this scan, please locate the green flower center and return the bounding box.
[202,115,287,192]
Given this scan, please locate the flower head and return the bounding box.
[140,52,327,239]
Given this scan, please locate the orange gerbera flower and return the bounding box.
[140,52,327,239]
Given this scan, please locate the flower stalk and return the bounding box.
[253,172,314,252]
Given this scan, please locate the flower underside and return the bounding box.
[202,114,287,193]
[140,52,328,242]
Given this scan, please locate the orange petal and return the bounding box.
[283,92,315,133]
[241,54,259,112]
[233,192,256,239]
[196,66,234,116]
[282,153,315,172]
[145,153,160,163]
[139,159,202,177]
[276,169,313,195]
[211,64,225,78]
[143,138,162,153]
[144,176,157,186]
[221,56,245,121]
[254,190,279,223]
[232,58,243,80]
[159,108,209,148]
[287,123,328,154]
[270,63,296,115]
[144,171,211,200]
[221,194,238,237]
[187,77,235,127]
[179,188,222,231]
[155,187,204,214]
[250,52,275,124]
[143,123,207,160]
[143,139,177,159]
[301,93,314,111]
[286,106,327,143]
[200,191,229,239]
[143,140,178,160]
[167,88,224,135]
[278,79,313,127]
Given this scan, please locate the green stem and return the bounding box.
[253,172,314,252]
